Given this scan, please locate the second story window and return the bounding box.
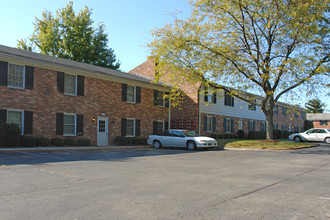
[204,88,216,104]
[64,74,76,95]
[224,92,234,107]
[8,64,24,88]
[273,105,278,115]
[122,84,141,104]
[248,99,256,111]
[282,107,287,116]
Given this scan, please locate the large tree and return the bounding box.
[149,0,329,139]
[18,1,120,70]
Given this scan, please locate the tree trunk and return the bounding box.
[265,110,274,140]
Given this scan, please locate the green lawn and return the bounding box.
[216,139,313,150]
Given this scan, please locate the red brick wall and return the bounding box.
[273,107,305,131]
[0,67,169,145]
[312,120,330,129]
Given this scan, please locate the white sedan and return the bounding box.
[289,128,330,143]
[147,129,218,150]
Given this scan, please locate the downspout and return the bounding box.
[168,97,171,129]
[198,87,201,135]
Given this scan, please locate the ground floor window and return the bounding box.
[261,121,266,132]
[206,116,212,132]
[273,123,278,130]
[238,120,243,130]
[153,121,165,135]
[282,124,286,131]
[126,118,135,136]
[121,118,140,137]
[320,120,328,126]
[224,118,232,133]
[7,109,24,134]
[63,114,76,136]
[248,121,255,132]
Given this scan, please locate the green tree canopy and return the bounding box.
[18,1,120,70]
[149,0,329,139]
[305,99,325,113]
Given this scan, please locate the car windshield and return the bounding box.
[182,130,198,137]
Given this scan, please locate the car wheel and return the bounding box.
[153,140,162,149]
[187,141,196,151]
[325,137,330,144]
[294,136,302,142]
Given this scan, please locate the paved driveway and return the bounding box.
[0,144,329,220]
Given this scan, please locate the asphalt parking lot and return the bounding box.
[0,144,329,220]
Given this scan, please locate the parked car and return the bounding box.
[147,129,218,150]
[288,128,330,143]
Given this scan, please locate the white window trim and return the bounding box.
[7,109,24,134]
[238,120,243,130]
[126,118,136,137]
[225,118,231,133]
[126,85,136,104]
[248,121,255,132]
[64,73,77,96]
[63,113,76,136]
[7,63,25,89]
[261,121,266,132]
[282,124,286,131]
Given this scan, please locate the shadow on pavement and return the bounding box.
[0,147,222,166]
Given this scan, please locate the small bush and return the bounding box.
[78,138,90,146]
[247,131,266,140]
[20,135,37,147]
[281,131,291,139]
[64,137,78,146]
[237,130,245,139]
[51,138,64,146]
[36,137,50,146]
[0,123,21,147]
[273,130,282,139]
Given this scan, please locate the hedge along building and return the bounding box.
[129,57,306,136]
[0,45,170,145]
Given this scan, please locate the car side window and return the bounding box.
[319,130,326,133]
[161,131,171,136]
[172,131,184,137]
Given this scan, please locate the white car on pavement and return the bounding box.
[147,129,218,150]
[288,128,330,143]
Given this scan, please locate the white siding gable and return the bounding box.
[200,90,266,121]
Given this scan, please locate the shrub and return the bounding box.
[51,138,64,146]
[0,123,21,147]
[114,137,147,145]
[273,130,282,139]
[237,130,245,139]
[78,138,91,146]
[20,135,37,147]
[36,137,50,146]
[64,137,78,146]
[247,131,266,140]
[281,131,291,139]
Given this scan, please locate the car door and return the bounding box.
[307,129,320,141]
[159,130,172,147]
[314,129,327,142]
[170,130,187,147]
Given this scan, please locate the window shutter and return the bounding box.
[0,109,7,123]
[213,93,217,104]
[223,118,227,132]
[253,121,256,131]
[57,72,64,93]
[121,118,126,136]
[136,86,141,103]
[153,90,158,106]
[232,97,234,106]
[224,92,228,105]
[204,116,207,132]
[122,84,127,101]
[0,61,8,86]
[77,115,84,135]
[153,121,157,134]
[56,113,64,135]
[165,92,170,108]
[165,121,169,130]
[135,119,140,137]
[77,75,84,96]
[25,66,34,89]
[231,119,234,132]
[24,111,33,134]
[212,117,216,132]
[248,121,251,132]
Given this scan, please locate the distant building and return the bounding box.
[307,113,330,129]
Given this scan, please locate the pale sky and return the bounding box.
[0,0,328,111]
[0,0,191,72]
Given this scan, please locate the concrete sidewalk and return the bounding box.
[0,145,152,152]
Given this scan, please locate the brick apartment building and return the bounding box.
[0,45,170,145]
[129,57,306,136]
[307,113,330,129]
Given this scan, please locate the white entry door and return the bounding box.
[97,117,109,146]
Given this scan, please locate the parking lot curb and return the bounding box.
[0,145,153,152]
[224,144,321,151]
